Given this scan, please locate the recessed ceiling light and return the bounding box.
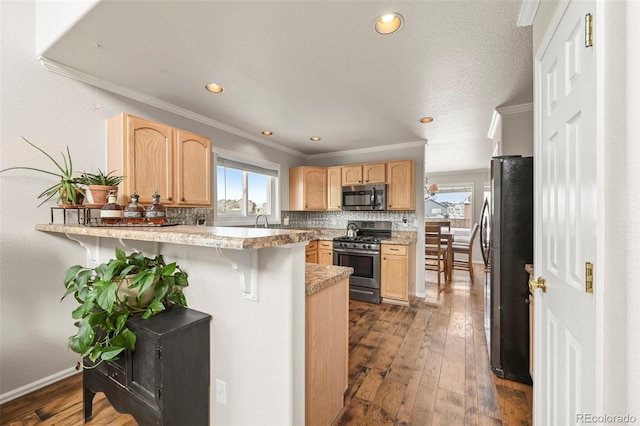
[374,13,403,35]
[261,130,273,136]
[419,117,434,123]
[310,136,321,141]
[204,83,225,93]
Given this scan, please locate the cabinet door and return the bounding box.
[363,163,386,184]
[318,241,334,266]
[381,244,409,301]
[303,168,327,210]
[341,165,363,185]
[126,116,173,206]
[386,160,415,210]
[175,130,212,206]
[327,166,342,210]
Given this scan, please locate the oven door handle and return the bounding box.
[334,248,380,256]
[351,288,375,295]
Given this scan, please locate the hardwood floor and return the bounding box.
[336,265,532,425]
[0,265,532,425]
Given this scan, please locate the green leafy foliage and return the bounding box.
[77,168,124,186]
[0,137,85,206]
[62,247,189,365]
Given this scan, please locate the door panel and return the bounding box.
[535,0,597,424]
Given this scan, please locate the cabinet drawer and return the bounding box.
[306,241,318,251]
[107,361,127,387]
[382,245,408,256]
[318,241,333,249]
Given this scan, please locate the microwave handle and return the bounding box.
[370,188,376,209]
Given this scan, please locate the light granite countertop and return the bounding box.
[305,263,353,296]
[34,224,314,250]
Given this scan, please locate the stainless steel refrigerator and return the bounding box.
[483,155,533,385]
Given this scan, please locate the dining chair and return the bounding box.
[451,222,479,283]
[425,224,448,286]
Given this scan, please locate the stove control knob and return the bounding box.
[366,244,371,249]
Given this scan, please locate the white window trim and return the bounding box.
[213,147,281,226]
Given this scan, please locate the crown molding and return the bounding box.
[39,57,308,159]
[496,102,534,115]
[308,140,426,160]
[517,0,540,27]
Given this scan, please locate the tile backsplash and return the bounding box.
[282,210,418,231]
[169,208,417,231]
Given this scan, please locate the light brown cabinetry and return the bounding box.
[289,166,327,211]
[318,241,334,266]
[363,163,386,184]
[381,243,415,304]
[341,163,386,185]
[327,166,342,211]
[306,277,348,426]
[386,160,415,210]
[107,113,211,207]
[305,240,318,263]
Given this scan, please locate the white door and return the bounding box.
[534,1,599,425]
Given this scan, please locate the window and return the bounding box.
[425,182,473,231]
[215,149,280,225]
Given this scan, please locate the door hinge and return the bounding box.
[585,262,594,293]
[156,345,162,360]
[585,13,594,47]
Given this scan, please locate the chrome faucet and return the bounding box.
[255,214,269,228]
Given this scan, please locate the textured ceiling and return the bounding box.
[40,0,532,173]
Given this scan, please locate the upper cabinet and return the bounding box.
[386,160,415,210]
[289,166,327,211]
[363,163,386,184]
[341,163,386,185]
[107,113,212,207]
[327,166,342,211]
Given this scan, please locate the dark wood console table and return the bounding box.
[83,306,211,425]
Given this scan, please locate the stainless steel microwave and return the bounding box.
[341,184,386,211]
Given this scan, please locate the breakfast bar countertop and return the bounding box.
[34,224,314,250]
[305,263,353,296]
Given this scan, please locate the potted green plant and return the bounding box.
[77,169,125,205]
[62,246,189,364]
[0,137,84,207]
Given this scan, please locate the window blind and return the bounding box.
[217,157,278,177]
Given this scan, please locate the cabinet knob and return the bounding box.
[168,196,173,201]
[181,197,186,202]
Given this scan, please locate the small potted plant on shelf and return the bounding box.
[62,246,189,364]
[0,137,84,207]
[77,169,124,205]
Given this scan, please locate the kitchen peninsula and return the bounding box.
[35,224,352,426]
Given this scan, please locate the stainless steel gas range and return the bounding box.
[333,221,392,304]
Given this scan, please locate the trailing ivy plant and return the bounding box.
[62,247,189,364]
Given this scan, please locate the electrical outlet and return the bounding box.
[216,379,226,405]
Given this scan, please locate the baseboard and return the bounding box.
[0,366,78,405]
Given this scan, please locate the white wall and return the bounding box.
[601,0,640,417]
[500,108,534,157]
[0,0,302,399]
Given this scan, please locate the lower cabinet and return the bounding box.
[306,277,348,426]
[381,243,415,304]
[305,240,318,263]
[83,306,211,426]
[317,241,334,266]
